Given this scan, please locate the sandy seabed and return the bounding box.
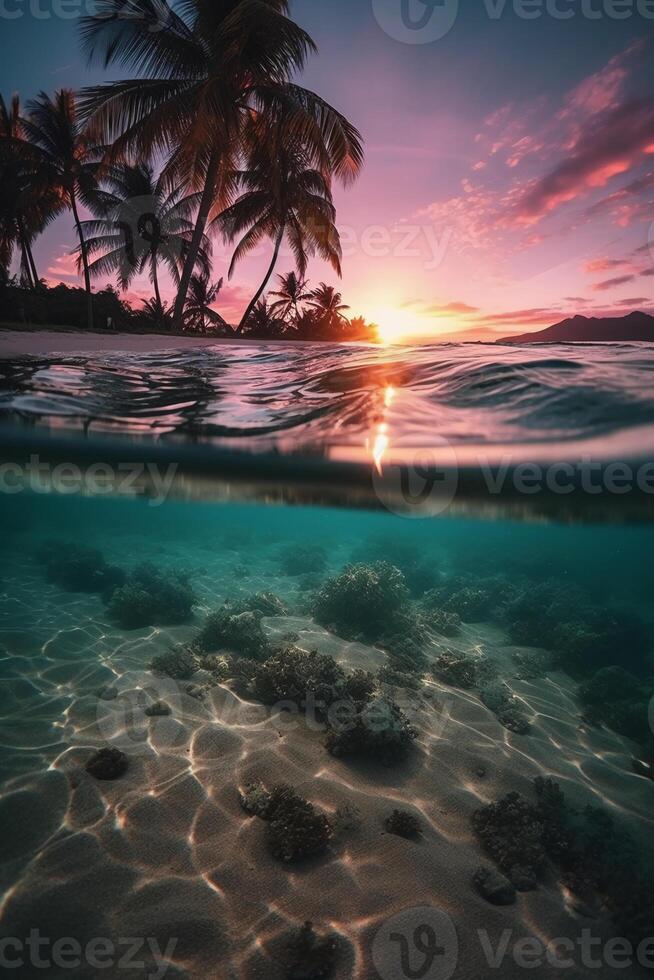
[0,531,652,980]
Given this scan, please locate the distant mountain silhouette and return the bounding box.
[501,311,654,344]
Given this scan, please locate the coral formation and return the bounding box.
[228,592,289,617]
[85,747,128,780]
[472,790,546,886]
[265,786,333,862]
[421,606,462,637]
[240,784,333,863]
[278,543,328,576]
[350,535,438,597]
[239,781,272,818]
[38,541,125,595]
[473,866,516,906]
[150,645,198,680]
[312,562,410,642]
[478,682,531,735]
[325,696,418,765]
[247,646,347,713]
[384,809,422,839]
[106,562,195,628]
[433,649,489,690]
[473,776,654,944]
[280,921,338,980]
[197,604,270,659]
[578,666,653,749]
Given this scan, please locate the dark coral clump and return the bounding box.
[278,543,328,577]
[432,649,486,690]
[85,746,128,780]
[421,606,461,638]
[312,562,410,642]
[472,790,547,887]
[150,644,198,680]
[474,776,654,943]
[385,809,422,839]
[241,784,333,863]
[106,562,195,629]
[239,781,273,818]
[227,592,289,617]
[325,696,418,766]
[197,604,270,660]
[578,666,653,750]
[247,647,347,712]
[280,921,338,980]
[39,541,125,595]
[478,682,531,735]
[501,580,650,675]
[423,574,508,622]
[350,535,438,597]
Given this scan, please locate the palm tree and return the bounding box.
[78,162,210,312]
[21,90,102,327]
[78,0,364,327]
[184,273,229,333]
[345,315,379,343]
[269,271,311,323]
[138,296,173,330]
[219,123,343,332]
[307,283,349,331]
[241,297,286,339]
[0,95,59,287]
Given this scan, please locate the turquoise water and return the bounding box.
[1,341,654,978]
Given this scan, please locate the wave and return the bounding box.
[1,341,654,462]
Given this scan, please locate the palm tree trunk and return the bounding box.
[173,150,220,328]
[237,224,285,333]
[17,222,39,288]
[69,190,94,329]
[26,240,39,288]
[151,253,162,314]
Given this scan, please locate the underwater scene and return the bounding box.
[1,486,653,980]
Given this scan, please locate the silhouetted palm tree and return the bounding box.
[346,315,379,342]
[22,89,102,326]
[308,283,349,319]
[0,95,59,287]
[79,162,209,311]
[219,124,343,332]
[269,271,311,322]
[184,273,229,333]
[139,296,173,330]
[242,297,286,338]
[79,0,363,326]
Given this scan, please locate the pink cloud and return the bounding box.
[584,258,629,274]
[46,251,79,281]
[592,275,637,292]
[513,100,654,226]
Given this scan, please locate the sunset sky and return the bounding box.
[3,2,654,341]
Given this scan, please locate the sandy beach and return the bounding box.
[0,329,307,358]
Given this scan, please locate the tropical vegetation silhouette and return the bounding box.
[0,1,377,342]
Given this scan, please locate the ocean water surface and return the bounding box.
[0,340,653,979]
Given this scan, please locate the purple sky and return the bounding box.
[3,1,654,340]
